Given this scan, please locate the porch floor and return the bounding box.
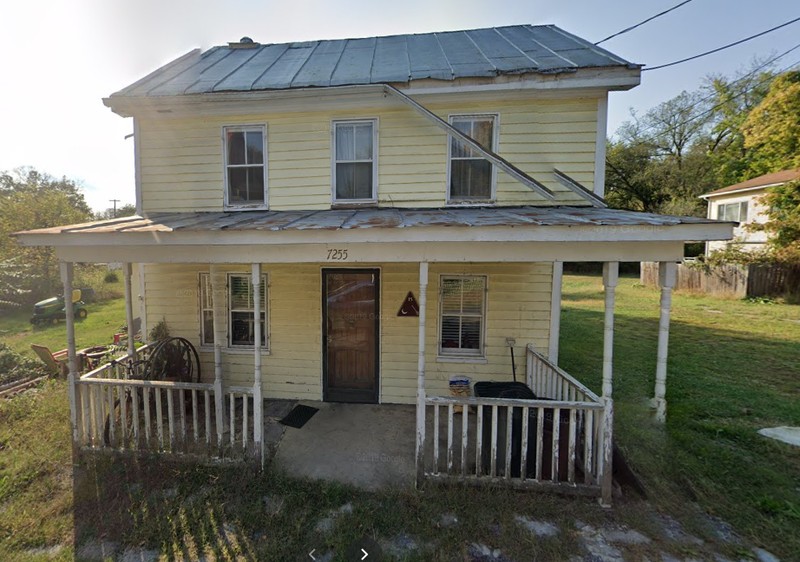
[271,401,416,491]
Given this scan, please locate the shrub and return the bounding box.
[0,343,48,385]
[104,270,119,283]
[149,318,170,342]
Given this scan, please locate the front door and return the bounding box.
[322,269,379,403]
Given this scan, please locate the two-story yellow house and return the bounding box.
[17,25,732,503]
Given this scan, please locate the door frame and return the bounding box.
[321,268,381,403]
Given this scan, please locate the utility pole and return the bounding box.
[109,199,121,218]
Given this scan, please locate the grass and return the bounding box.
[0,279,126,358]
[0,274,798,560]
[559,274,800,558]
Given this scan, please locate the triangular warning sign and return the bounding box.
[397,291,420,317]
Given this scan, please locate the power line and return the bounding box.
[644,16,800,71]
[595,0,695,45]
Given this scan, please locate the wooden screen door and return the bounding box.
[322,269,380,403]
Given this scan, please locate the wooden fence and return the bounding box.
[641,262,800,299]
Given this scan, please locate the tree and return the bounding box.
[741,70,800,176]
[750,180,800,261]
[95,203,137,220]
[0,167,93,301]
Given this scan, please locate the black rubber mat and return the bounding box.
[279,405,319,428]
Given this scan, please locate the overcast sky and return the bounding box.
[1,0,798,211]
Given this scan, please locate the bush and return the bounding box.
[104,270,119,283]
[0,343,48,385]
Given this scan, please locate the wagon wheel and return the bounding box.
[146,337,201,383]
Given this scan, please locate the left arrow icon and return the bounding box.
[308,549,316,560]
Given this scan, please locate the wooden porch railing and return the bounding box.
[420,345,613,499]
[74,344,256,458]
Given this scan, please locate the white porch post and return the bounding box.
[602,262,619,398]
[653,261,677,423]
[60,262,79,443]
[123,263,136,362]
[415,261,429,486]
[251,263,264,465]
[548,261,563,365]
[210,265,225,447]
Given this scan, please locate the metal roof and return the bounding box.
[112,25,637,97]
[17,206,722,237]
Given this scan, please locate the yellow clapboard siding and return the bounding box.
[138,95,602,212]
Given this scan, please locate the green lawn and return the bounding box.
[0,274,798,560]
[559,274,800,556]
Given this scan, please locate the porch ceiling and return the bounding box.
[14,206,733,264]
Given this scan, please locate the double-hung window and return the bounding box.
[224,125,267,208]
[717,201,748,223]
[198,272,268,349]
[448,115,496,202]
[439,276,486,356]
[333,119,377,202]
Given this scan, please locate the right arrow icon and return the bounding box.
[360,548,369,560]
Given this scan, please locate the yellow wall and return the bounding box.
[137,96,598,212]
[142,262,553,404]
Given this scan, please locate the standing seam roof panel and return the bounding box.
[329,38,378,86]
[252,42,318,89]
[466,28,539,72]
[213,44,291,91]
[435,31,496,77]
[290,40,347,87]
[406,33,453,80]
[370,35,411,83]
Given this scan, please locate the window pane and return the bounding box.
[460,318,481,350]
[230,275,251,309]
[451,136,471,159]
[228,168,248,203]
[441,278,462,314]
[246,131,264,164]
[336,162,372,199]
[354,124,373,160]
[472,119,493,149]
[247,167,264,202]
[451,160,491,199]
[227,131,245,165]
[441,316,461,349]
[335,125,355,161]
[461,278,484,314]
[231,311,254,346]
[740,201,748,222]
[202,311,214,345]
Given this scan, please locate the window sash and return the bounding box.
[228,273,267,347]
[199,273,214,346]
[448,116,495,202]
[224,126,267,208]
[718,201,748,222]
[439,276,486,356]
[333,120,376,201]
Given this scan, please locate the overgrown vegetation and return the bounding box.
[0,343,47,385]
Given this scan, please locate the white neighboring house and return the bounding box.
[701,168,800,254]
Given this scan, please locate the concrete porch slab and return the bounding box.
[272,402,416,491]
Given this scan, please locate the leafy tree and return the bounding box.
[741,70,800,176]
[0,167,93,301]
[750,180,800,261]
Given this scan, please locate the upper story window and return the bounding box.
[333,120,377,203]
[439,275,487,357]
[224,125,267,209]
[717,201,748,223]
[448,115,497,203]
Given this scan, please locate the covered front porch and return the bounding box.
[15,207,733,505]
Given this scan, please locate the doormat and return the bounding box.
[279,405,319,429]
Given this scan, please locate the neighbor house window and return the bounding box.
[333,120,377,202]
[717,201,748,222]
[448,115,496,202]
[228,273,268,348]
[199,273,214,346]
[198,273,268,348]
[224,125,267,208]
[439,276,486,356]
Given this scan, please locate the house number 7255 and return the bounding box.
[327,248,348,261]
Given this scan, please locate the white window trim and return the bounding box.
[446,114,499,205]
[438,274,488,358]
[331,118,379,204]
[197,272,270,351]
[223,125,269,210]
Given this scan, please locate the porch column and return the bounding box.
[415,261,429,486]
[653,261,677,423]
[60,262,79,443]
[123,263,136,362]
[210,265,226,447]
[548,261,563,364]
[251,263,264,465]
[602,262,619,398]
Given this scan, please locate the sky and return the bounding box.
[0,0,798,212]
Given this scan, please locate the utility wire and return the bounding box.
[644,16,800,71]
[595,0,695,45]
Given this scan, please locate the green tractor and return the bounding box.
[30,289,88,325]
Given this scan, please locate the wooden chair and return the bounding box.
[30,344,69,376]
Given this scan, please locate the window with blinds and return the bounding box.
[439,276,486,356]
[229,273,268,348]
